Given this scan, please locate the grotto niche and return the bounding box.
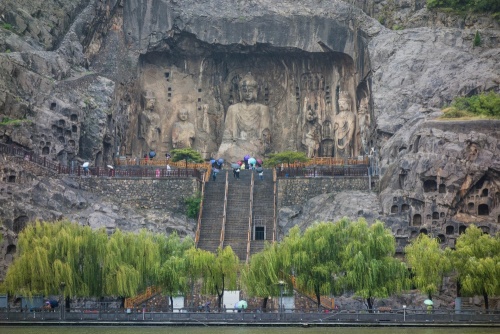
[123,36,372,162]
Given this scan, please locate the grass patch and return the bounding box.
[440,91,500,119]
[1,23,13,31]
[0,117,32,127]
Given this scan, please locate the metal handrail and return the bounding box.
[246,172,254,264]
[194,179,206,247]
[220,171,229,249]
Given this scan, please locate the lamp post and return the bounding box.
[403,305,406,322]
[277,280,285,319]
[59,282,66,320]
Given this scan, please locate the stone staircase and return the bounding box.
[223,169,253,261]
[196,168,276,262]
[196,170,227,253]
[250,169,275,255]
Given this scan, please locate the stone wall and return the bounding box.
[78,177,200,212]
[277,176,371,207]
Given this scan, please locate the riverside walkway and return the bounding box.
[1,308,500,327]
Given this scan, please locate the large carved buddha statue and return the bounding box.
[171,108,196,149]
[333,91,356,158]
[217,73,271,162]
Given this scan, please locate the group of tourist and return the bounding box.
[210,155,264,181]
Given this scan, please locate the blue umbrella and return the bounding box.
[218,158,224,164]
[235,300,248,309]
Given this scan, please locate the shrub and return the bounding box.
[442,92,500,118]
[185,193,202,219]
[1,23,13,30]
[473,31,481,47]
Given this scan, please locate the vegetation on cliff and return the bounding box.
[428,0,500,14]
[441,91,500,119]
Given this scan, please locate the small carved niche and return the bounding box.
[446,225,454,235]
[467,202,474,212]
[401,204,409,212]
[420,228,428,235]
[58,119,65,127]
[432,212,439,219]
[391,205,399,214]
[437,234,445,243]
[71,114,78,121]
[480,226,490,234]
[8,175,16,183]
[481,188,489,197]
[478,204,489,216]
[72,125,77,132]
[65,130,72,137]
[459,225,467,234]
[439,184,446,193]
[440,212,445,218]
[413,214,422,226]
[411,230,418,238]
[58,136,65,144]
[50,102,57,110]
[426,214,432,220]
[498,215,500,224]
[423,179,437,192]
[42,146,50,155]
[6,244,16,255]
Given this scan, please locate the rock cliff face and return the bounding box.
[0,0,499,296]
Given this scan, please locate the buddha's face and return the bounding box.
[178,109,188,121]
[241,84,257,102]
[339,99,350,112]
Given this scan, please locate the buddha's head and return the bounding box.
[338,91,351,112]
[178,109,189,121]
[239,73,258,102]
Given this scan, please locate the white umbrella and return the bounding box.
[424,299,433,306]
[107,165,114,169]
[82,162,89,168]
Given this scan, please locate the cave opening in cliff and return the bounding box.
[391,205,398,213]
[459,225,467,234]
[446,225,454,235]
[423,179,437,192]
[130,38,366,160]
[437,234,445,243]
[439,184,446,193]
[478,204,489,216]
[412,214,422,226]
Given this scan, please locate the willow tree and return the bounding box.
[452,225,500,310]
[187,246,239,310]
[156,233,194,311]
[405,233,452,300]
[241,242,283,311]
[344,219,410,311]
[289,220,350,309]
[3,220,108,306]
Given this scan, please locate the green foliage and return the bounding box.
[187,246,240,309]
[442,91,500,119]
[170,148,204,168]
[263,151,310,168]
[2,23,13,30]
[452,225,500,310]
[0,117,31,127]
[392,25,404,30]
[405,234,452,299]
[343,219,410,310]
[1,220,194,301]
[185,192,202,219]
[473,31,481,46]
[427,0,500,13]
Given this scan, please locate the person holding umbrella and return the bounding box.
[256,165,264,180]
[231,162,240,179]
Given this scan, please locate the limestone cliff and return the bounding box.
[0,1,499,306]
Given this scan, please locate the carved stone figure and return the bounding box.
[171,108,196,148]
[333,91,356,158]
[218,73,271,161]
[302,108,321,158]
[357,97,370,154]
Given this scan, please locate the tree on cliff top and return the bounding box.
[170,148,204,169]
[263,151,309,169]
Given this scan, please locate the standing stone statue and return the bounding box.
[171,108,196,148]
[333,91,356,158]
[357,97,371,154]
[218,73,271,162]
[302,108,321,158]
